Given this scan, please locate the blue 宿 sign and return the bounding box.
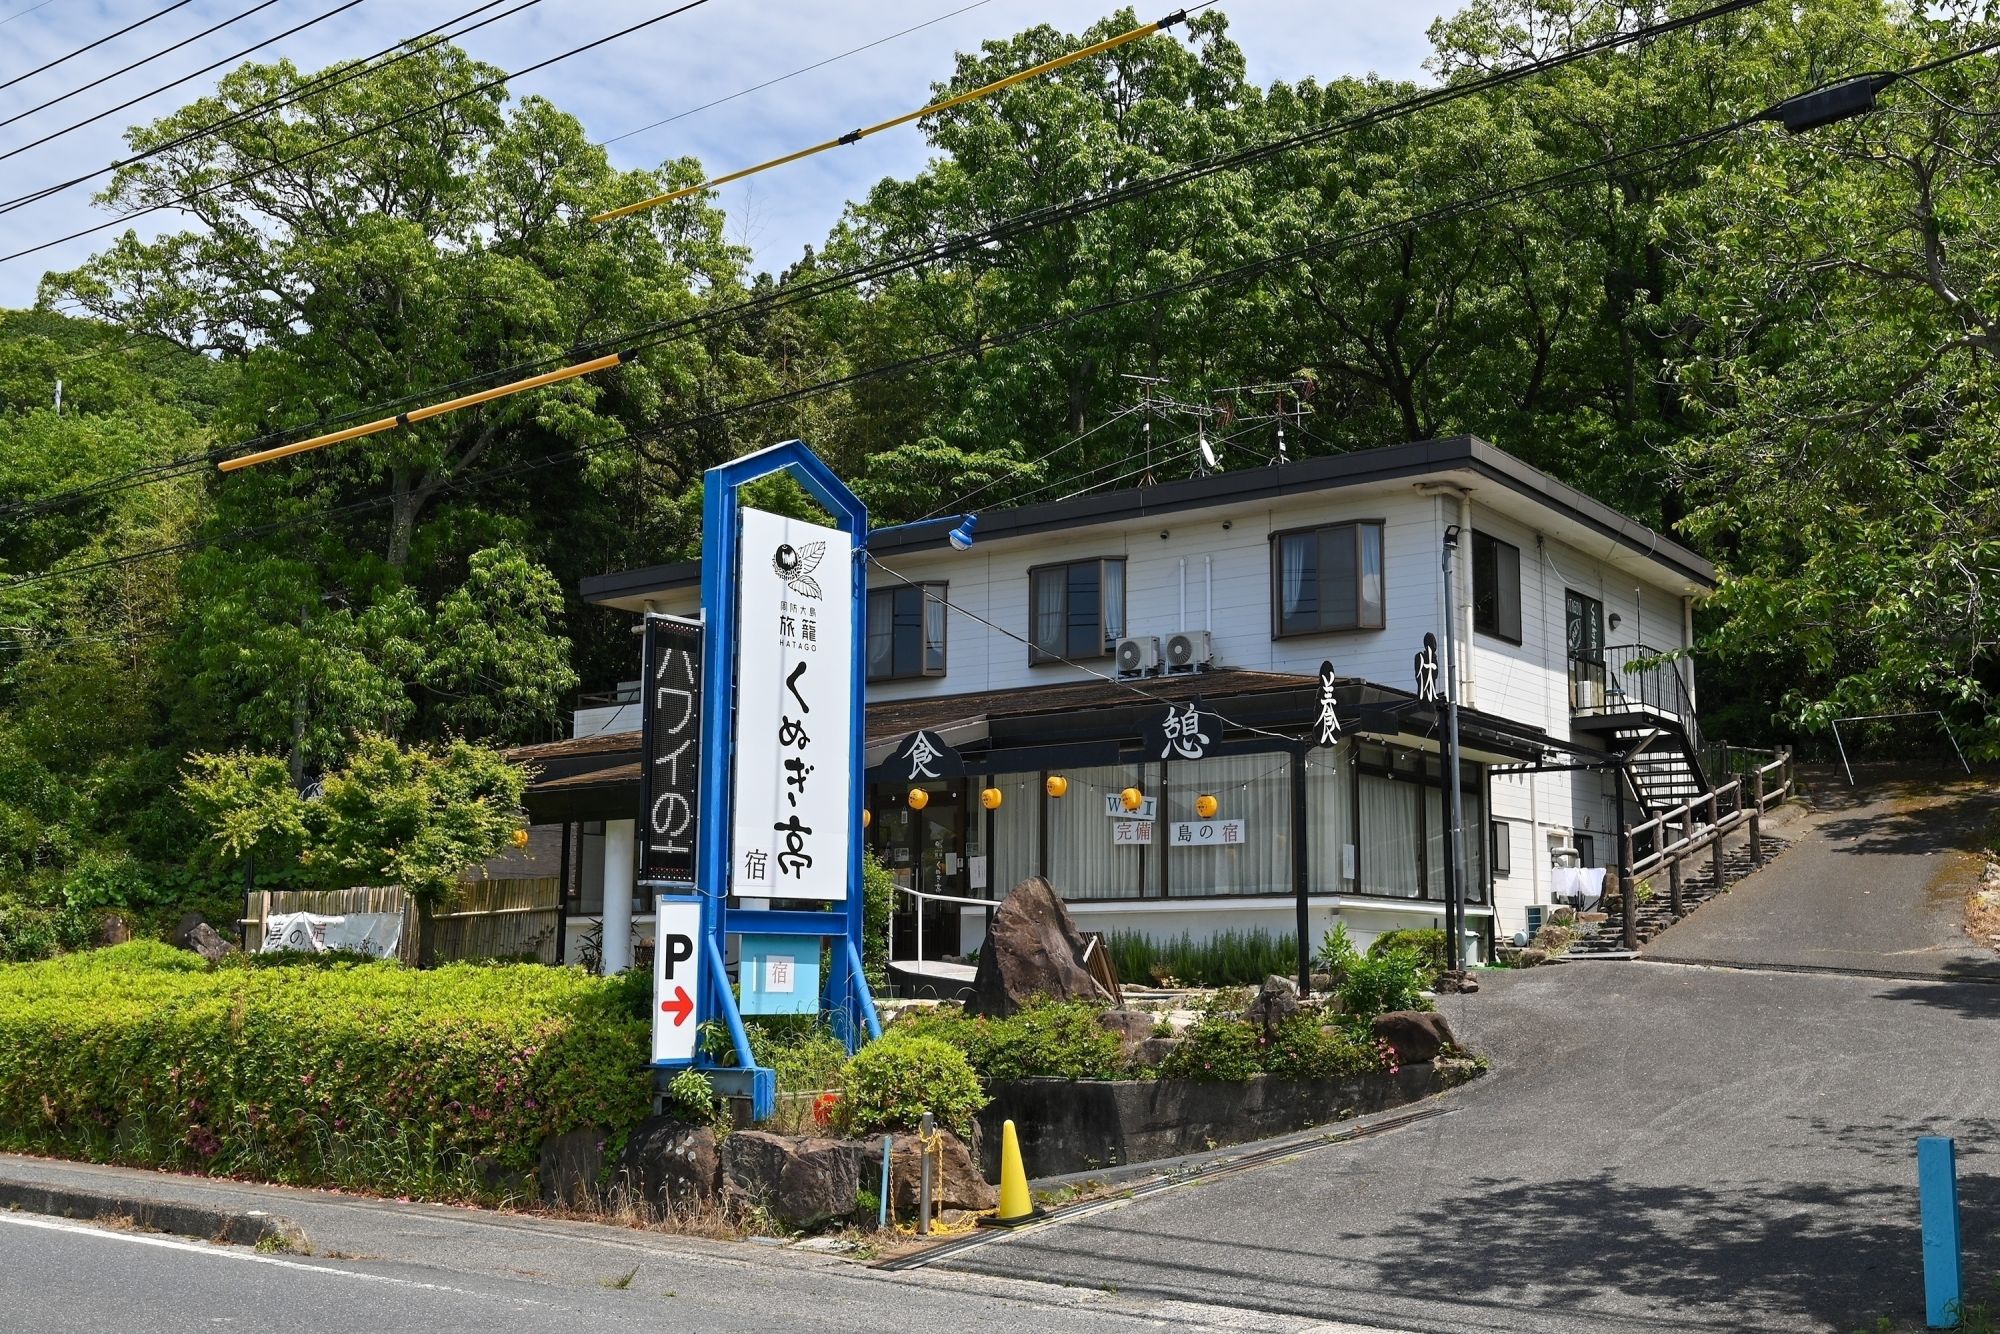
[738,934,822,1016]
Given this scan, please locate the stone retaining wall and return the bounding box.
[978,1063,1454,1179]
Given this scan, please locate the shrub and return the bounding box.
[1102,929,1298,988]
[663,1069,727,1132]
[1366,928,1447,972]
[0,941,651,1199]
[1157,1016,1264,1082]
[833,1035,985,1139]
[894,1000,1128,1082]
[744,1018,850,1095]
[1314,921,1360,978]
[1336,948,1434,1021]
[1258,1016,1391,1081]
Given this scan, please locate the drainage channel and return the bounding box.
[1643,955,2000,986]
[879,1104,1456,1272]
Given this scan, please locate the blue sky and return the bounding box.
[0,0,1448,310]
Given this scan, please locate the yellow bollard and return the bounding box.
[981,1118,1045,1228]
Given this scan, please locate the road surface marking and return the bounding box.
[0,1210,552,1305]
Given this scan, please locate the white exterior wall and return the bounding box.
[573,473,1705,942]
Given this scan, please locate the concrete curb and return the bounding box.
[0,1177,309,1251]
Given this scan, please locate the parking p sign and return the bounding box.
[652,896,703,1064]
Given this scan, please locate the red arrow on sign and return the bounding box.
[659,985,694,1027]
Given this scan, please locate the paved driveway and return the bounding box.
[944,780,2000,1332]
[1644,774,2000,981]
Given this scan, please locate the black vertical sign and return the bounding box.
[637,616,703,885]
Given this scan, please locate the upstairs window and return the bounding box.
[1272,521,1385,636]
[1030,559,1126,662]
[867,583,947,681]
[1472,531,1523,644]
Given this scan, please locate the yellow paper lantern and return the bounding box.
[1045,775,1069,798]
[509,828,530,849]
[861,808,872,829]
[907,787,930,811]
[1121,787,1145,812]
[1194,793,1219,819]
[981,787,1004,811]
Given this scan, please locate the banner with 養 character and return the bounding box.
[728,507,854,902]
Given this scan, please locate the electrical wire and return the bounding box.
[600,0,998,148]
[0,0,294,138]
[0,0,197,95]
[0,0,719,264]
[0,0,539,218]
[591,4,1210,223]
[8,0,1777,516]
[0,0,59,28]
[4,88,1789,598]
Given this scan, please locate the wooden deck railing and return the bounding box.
[1615,748,1794,949]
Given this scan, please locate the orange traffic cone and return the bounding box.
[980,1118,1045,1228]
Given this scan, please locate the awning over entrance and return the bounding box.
[512,667,1549,824]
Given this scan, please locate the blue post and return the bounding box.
[878,1134,893,1230]
[1918,1136,1963,1328]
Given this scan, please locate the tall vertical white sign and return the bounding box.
[729,507,854,902]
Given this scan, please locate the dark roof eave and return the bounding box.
[578,436,1715,606]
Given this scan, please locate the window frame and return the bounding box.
[1268,519,1387,639]
[1574,832,1597,869]
[866,581,948,682]
[1027,557,1127,664]
[1471,530,1523,645]
[1490,817,1512,879]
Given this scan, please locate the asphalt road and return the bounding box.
[0,1173,1397,1334]
[944,779,2000,1333]
[1644,773,2000,981]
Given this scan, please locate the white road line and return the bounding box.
[0,1210,551,1305]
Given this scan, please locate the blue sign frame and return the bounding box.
[655,440,882,1119]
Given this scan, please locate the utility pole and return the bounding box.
[1440,526,1469,978]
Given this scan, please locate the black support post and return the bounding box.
[1291,748,1311,995]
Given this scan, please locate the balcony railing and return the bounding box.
[1569,643,1703,750]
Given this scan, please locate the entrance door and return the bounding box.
[1566,590,1606,710]
[869,784,968,962]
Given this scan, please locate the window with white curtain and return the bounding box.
[986,771,1042,900]
[1358,770,1422,898]
[1044,764,1150,900]
[1029,559,1126,662]
[1305,744,1353,892]
[1164,752,1293,897]
[1272,521,1385,635]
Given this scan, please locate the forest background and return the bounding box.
[1,0,1993,955]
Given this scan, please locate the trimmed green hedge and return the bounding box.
[1102,929,1299,988]
[0,941,651,1199]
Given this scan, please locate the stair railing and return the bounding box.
[1596,643,1705,754]
[1614,747,1794,949]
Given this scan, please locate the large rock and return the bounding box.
[870,1130,997,1214]
[1096,1008,1154,1061]
[965,877,1116,1018]
[1131,1036,1181,1069]
[173,913,233,964]
[722,1131,861,1230]
[1245,974,1303,1034]
[537,1127,606,1208]
[97,914,132,947]
[1371,1010,1460,1065]
[612,1116,722,1208]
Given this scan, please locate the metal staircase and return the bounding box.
[1569,643,1708,819]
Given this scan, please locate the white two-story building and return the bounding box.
[515,435,1718,972]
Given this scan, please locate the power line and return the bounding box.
[0,0,296,139]
[6,0,1780,516]
[0,0,197,94]
[0,0,719,263]
[592,3,1210,223]
[0,0,539,218]
[601,0,998,148]
[3,91,1787,596]
[0,0,66,31]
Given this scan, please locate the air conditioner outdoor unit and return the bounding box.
[1114,635,1161,677]
[1163,630,1213,673]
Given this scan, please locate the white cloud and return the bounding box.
[0,0,1444,308]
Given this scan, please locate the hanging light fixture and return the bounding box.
[862,809,872,829]
[1121,787,1145,812]
[981,787,1004,810]
[1045,775,1069,798]
[1194,794,1219,819]
[907,787,931,811]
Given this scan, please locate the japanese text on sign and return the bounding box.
[1169,819,1247,847]
[638,616,702,884]
[1112,820,1154,846]
[730,509,854,901]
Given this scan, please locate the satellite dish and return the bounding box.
[1198,432,1218,471]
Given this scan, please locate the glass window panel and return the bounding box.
[1278,532,1318,634]
[866,589,895,680]
[1321,527,1359,629]
[1033,568,1063,656]
[1165,752,1292,897]
[1065,563,1101,658]
[1359,772,1421,898]
[987,772,1040,900]
[923,585,947,674]
[1100,560,1125,646]
[1358,523,1384,628]
[1045,764,1147,900]
[1305,745,1352,892]
[892,587,923,677]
